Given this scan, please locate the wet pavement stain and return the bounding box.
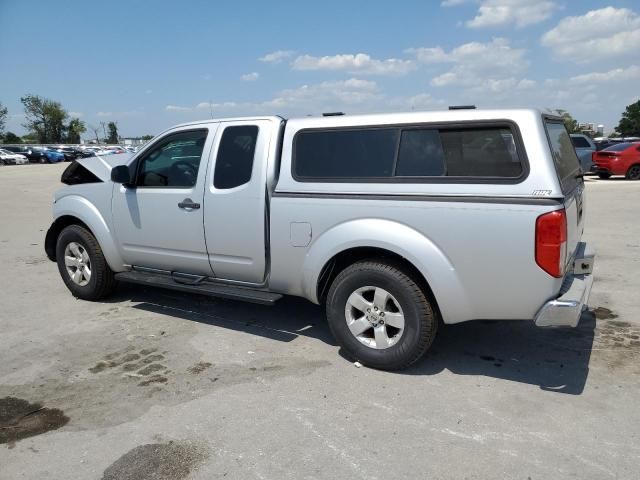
[101,441,208,480]
[187,362,212,375]
[0,397,69,447]
[592,307,618,320]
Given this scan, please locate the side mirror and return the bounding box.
[111,165,134,186]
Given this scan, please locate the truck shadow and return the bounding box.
[404,310,595,395]
[115,285,594,395]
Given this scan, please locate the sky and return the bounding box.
[1,0,639,138]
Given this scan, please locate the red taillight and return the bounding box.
[535,209,567,278]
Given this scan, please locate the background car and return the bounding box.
[570,134,596,173]
[37,147,65,163]
[592,142,640,180]
[0,148,29,165]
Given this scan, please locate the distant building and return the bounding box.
[119,137,147,146]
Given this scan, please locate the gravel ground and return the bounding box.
[0,163,639,479]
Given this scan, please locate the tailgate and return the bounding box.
[543,120,585,263]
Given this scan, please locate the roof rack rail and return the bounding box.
[322,112,345,116]
[448,105,476,110]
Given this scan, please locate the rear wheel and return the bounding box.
[326,260,438,370]
[56,225,116,300]
[598,173,611,179]
[626,165,640,180]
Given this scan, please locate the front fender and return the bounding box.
[52,194,126,272]
[301,218,472,324]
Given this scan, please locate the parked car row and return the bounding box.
[0,144,138,164]
[569,134,640,180]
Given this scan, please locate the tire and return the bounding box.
[326,260,438,370]
[55,225,116,301]
[598,173,611,179]
[626,164,640,180]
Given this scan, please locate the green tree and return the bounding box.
[140,134,154,141]
[3,132,22,144]
[0,102,7,135]
[615,100,640,137]
[107,121,119,144]
[554,109,580,133]
[66,118,86,144]
[20,94,69,143]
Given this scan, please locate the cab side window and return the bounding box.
[213,126,259,189]
[136,130,208,188]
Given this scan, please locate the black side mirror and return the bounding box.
[111,165,134,186]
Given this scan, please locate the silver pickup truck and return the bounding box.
[46,108,595,370]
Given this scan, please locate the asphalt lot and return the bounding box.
[1,163,639,479]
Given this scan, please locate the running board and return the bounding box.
[114,271,282,305]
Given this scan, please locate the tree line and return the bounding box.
[1,96,639,144]
[0,95,124,144]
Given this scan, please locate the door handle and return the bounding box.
[178,198,200,210]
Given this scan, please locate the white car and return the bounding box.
[0,148,29,165]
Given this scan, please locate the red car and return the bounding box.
[592,142,640,180]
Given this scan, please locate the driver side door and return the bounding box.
[112,124,218,275]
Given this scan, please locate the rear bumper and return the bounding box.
[534,242,595,328]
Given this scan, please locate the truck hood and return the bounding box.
[75,153,133,182]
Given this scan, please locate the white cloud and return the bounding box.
[165,105,192,112]
[259,50,295,63]
[292,53,415,76]
[542,7,640,63]
[264,78,381,110]
[569,65,640,85]
[467,0,558,28]
[408,38,529,87]
[441,0,470,6]
[96,111,112,117]
[240,72,260,81]
[68,111,83,117]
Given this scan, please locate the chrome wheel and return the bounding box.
[627,165,640,180]
[344,286,405,349]
[64,242,92,286]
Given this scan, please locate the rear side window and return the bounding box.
[604,142,632,152]
[294,128,399,178]
[545,121,581,192]
[571,136,590,148]
[294,125,523,181]
[213,125,258,189]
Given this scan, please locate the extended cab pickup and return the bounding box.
[46,109,595,370]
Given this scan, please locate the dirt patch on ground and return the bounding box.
[187,361,212,375]
[101,441,208,480]
[0,397,69,448]
[592,307,619,320]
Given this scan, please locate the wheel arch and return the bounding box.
[46,195,125,271]
[301,218,472,324]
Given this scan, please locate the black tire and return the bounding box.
[598,173,611,179]
[55,225,116,300]
[626,164,640,180]
[326,260,438,370]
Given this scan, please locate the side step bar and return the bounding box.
[114,270,283,305]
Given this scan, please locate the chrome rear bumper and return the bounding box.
[534,242,595,328]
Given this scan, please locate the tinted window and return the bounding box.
[440,128,521,177]
[604,142,632,152]
[294,129,399,179]
[213,125,258,189]
[545,121,581,191]
[571,136,590,148]
[137,130,207,187]
[396,129,445,176]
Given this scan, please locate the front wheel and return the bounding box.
[326,261,438,370]
[626,165,640,180]
[56,225,116,300]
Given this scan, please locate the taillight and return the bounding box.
[535,209,567,278]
